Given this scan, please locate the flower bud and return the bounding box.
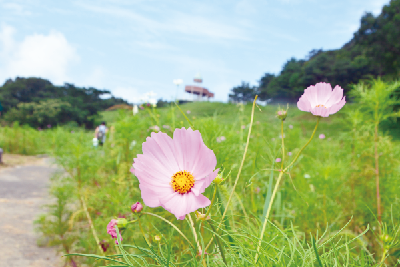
[131,202,143,213]
[195,210,210,221]
[213,172,224,185]
[116,218,128,229]
[276,110,287,121]
[154,235,161,241]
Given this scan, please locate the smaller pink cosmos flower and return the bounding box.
[297,82,346,117]
[279,134,285,138]
[289,125,293,129]
[187,110,191,114]
[163,125,170,129]
[319,134,325,139]
[107,219,122,244]
[241,125,245,129]
[288,152,292,156]
[149,125,160,131]
[276,158,281,162]
[255,187,261,194]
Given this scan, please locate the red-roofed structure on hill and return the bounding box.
[184,73,214,101]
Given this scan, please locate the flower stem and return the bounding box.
[254,170,284,263]
[254,116,321,263]
[283,116,320,172]
[281,120,285,169]
[204,184,218,220]
[188,214,207,267]
[207,220,228,266]
[138,219,151,247]
[142,212,194,249]
[79,194,104,256]
[205,95,258,252]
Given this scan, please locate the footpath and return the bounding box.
[0,154,63,267]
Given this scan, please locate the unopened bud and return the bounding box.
[195,211,210,221]
[116,218,128,229]
[131,202,143,213]
[276,110,287,121]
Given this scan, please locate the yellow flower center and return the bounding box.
[171,170,195,194]
[315,104,327,108]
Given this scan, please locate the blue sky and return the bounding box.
[0,0,389,103]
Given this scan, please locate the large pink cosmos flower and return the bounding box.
[297,82,346,117]
[132,128,219,220]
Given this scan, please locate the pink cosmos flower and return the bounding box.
[187,110,191,114]
[279,134,285,138]
[241,125,246,129]
[276,158,281,162]
[288,152,292,156]
[297,82,346,117]
[289,125,293,129]
[132,128,219,220]
[255,187,261,194]
[163,125,170,129]
[319,134,325,139]
[107,219,122,244]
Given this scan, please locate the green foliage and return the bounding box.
[0,77,129,128]
[231,1,400,102]
[354,0,400,76]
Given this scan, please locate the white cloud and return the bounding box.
[76,2,250,42]
[2,2,31,16]
[0,25,79,85]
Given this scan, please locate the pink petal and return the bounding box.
[297,95,311,111]
[325,85,344,107]
[327,96,346,115]
[160,192,211,220]
[311,106,330,117]
[191,169,219,196]
[304,85,319,107]
[141,132,180,175]
[315,82,333,105]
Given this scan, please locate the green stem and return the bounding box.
[204,184,218,220]
[138,219,151,247]
[142,212,194,249]
[207,220,228,266]
[283,116,321,172]
[255,116,321,263]
[254,171,284,263]
[280,120,285,170]
[204,95,258,252]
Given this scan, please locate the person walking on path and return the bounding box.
[94,121,108,146]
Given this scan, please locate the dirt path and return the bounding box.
[0,155,63,267]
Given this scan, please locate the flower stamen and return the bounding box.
[171,170,195,194]
[315,104,327,108]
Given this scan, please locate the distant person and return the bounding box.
[95,121,108,146]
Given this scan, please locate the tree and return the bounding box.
[229,82,257,102]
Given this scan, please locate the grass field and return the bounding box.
[1,96,400,266]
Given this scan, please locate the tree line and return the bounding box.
[0,77,129,128]
[229,0,400,103]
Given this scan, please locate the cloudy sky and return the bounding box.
[0,0,389,103]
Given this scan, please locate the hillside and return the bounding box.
[0,77,129,128]
[230,0,400,103]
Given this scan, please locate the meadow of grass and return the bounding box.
[1,82,400,266]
